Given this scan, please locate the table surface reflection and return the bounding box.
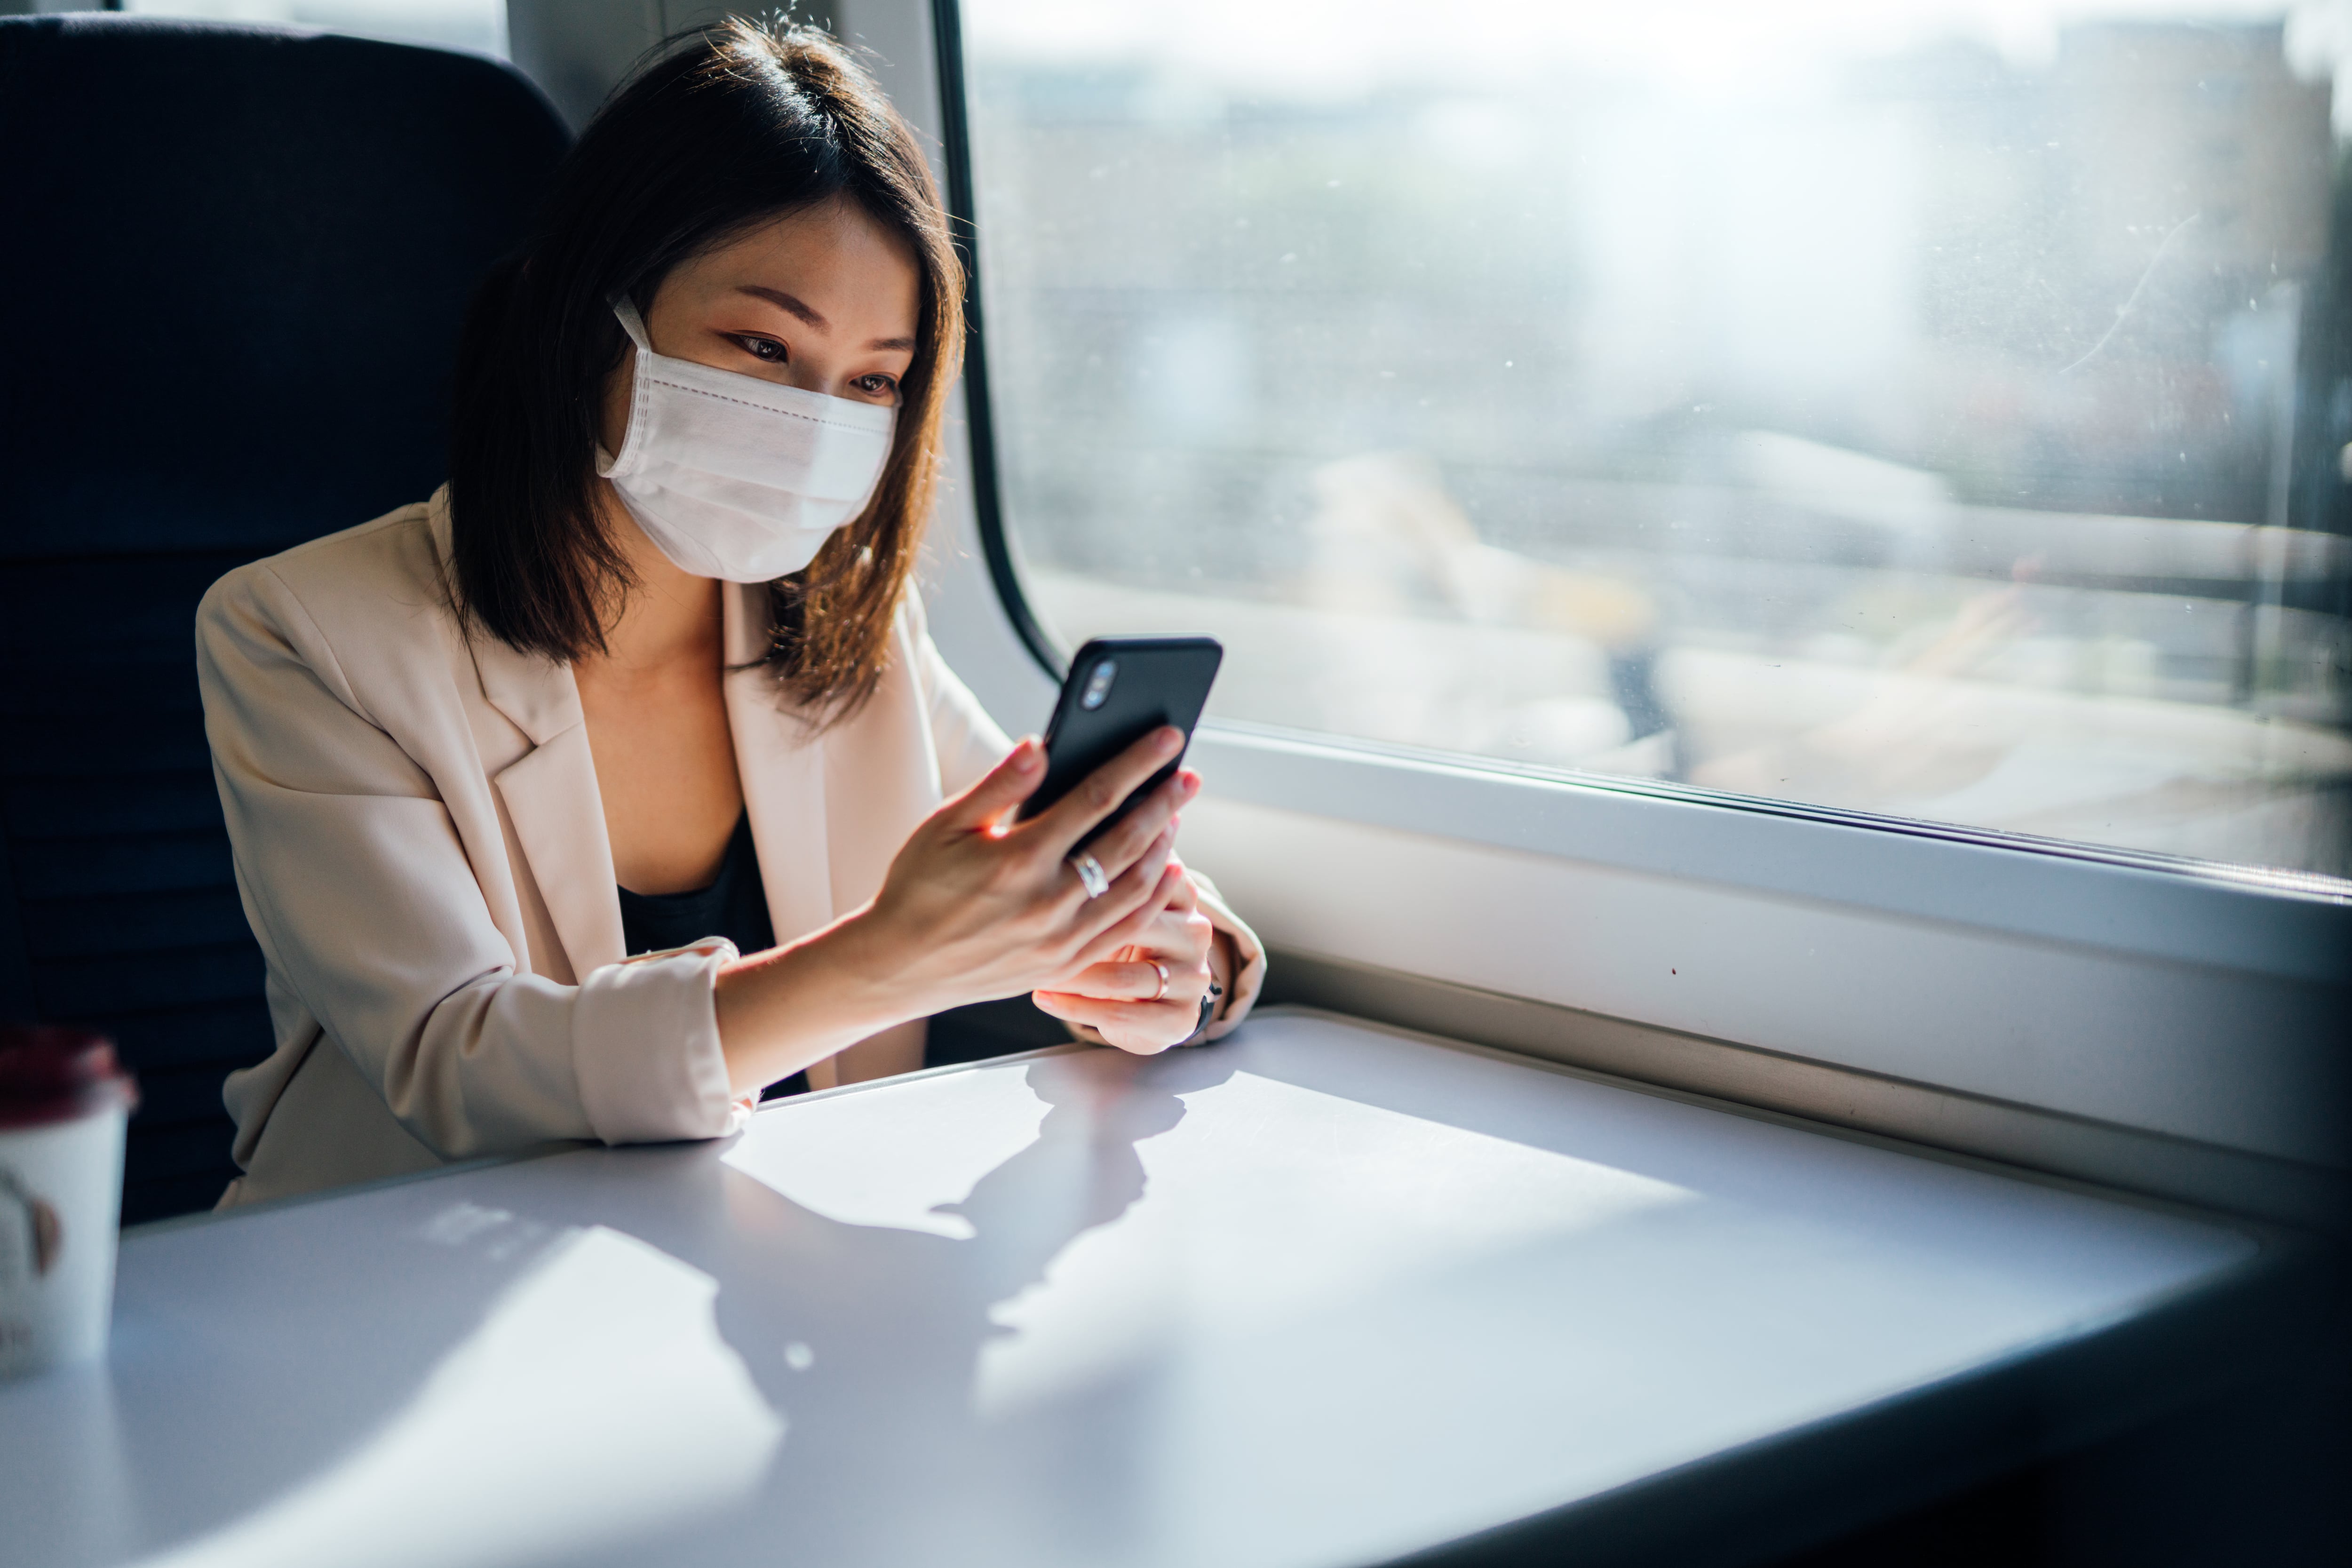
[2,1009,2264,1568]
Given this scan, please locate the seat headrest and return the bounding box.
[0,15,570,561]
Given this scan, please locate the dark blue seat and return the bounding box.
[0,15,567,1222]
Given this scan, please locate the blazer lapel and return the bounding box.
[820,605,940,917]
[493,725,626,979]
[726,583,836,945]
[467,603,627,981]
[452,543,862,970]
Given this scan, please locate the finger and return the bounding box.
[1055,856,1177,973]
[1161,870,1200,915]
[1051,818,1176,926]
[1162,911,1215,967]
[1026,727,1185,859]
[938,737,1044,832]
[1035,915,1208,995]
[1054,960,1184,1003]
[1101,907,1212,971]
[1073,828,1177,937]
[1066,768,1197,886]
[1182,905,1215,951]
[1031,993,1193,1053]
[1068,859,1186,968]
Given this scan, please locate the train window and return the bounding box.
[953,0,2352,883]
[117,0,507,56]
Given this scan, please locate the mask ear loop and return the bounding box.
[599,296,656,478]
[611,294,655,353]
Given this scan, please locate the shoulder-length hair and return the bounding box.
[447,19,964,721]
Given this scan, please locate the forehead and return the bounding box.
[681,198,921,328]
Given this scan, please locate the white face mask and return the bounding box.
[596,297,897,583]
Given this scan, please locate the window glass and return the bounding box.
[120,0,506,57]
[958,0,2352,880]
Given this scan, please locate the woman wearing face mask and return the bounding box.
[194,20,1263,1208]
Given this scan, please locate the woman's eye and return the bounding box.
[857,374,898,398]
[736,336,787,363]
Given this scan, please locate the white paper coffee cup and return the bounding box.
[0,1026,138,1380]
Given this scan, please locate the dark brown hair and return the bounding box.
[447,18,964,719]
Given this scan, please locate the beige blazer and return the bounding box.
[196,490,1264,1209]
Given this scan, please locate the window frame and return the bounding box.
[925,0,2351,972]
[929,0,1059,679]
[908,0,2348,1216]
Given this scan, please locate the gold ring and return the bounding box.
[1149,961,1169,1002]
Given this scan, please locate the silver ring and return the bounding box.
[1148,961,1169,1002]
[1069,852,1109,899]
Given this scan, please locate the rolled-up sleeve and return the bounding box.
[572,939,742,1143]
[199,565,740,1162]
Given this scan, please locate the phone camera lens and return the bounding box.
[1081,660,1116,710]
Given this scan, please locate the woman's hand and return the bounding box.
[715,727,1200,1093]
[1031,863,1219,1054]
[844,726,1208,1010]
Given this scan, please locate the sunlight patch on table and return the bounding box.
[976,1069,1694,1419]
[130,1226,780,1568]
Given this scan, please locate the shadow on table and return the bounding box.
[578,1045,1240,1566]
[12,1194,583,1567]
[15,1047,1228,1568]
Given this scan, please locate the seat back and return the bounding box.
[0,15,567,1221]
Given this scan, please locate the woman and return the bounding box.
[197,20,1263,1208]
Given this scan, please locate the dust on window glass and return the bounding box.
[959,0,2352,880]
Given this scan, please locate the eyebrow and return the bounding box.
[735,285,916,353]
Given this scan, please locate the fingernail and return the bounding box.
[1156,727,1183,755]
[1014,738,1041,771]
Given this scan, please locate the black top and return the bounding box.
[617,812,805,1100]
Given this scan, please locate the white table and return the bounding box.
[1,1010,2280,1568]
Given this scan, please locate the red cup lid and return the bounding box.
[0,1025,140,1131]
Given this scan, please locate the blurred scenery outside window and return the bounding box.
[119,0,505,56]
[959,0,2352,881]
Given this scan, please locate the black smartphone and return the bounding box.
[1017,635,1223,848]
